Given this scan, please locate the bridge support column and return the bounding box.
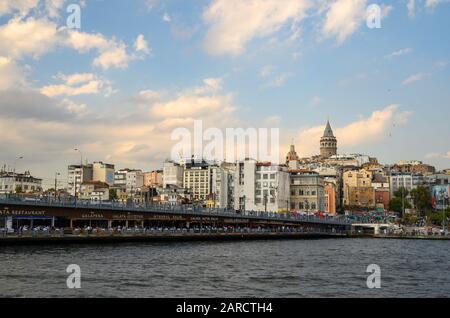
[51,217,55,227]
[108,220,112,229]
[69,219,73,229]
[125,220,129,228]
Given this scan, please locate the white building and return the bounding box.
[234,159,290,212]
[79,181,110,201]
[114,169,144,194]
[389,173,424,196]
[0,171,42,194]
[67,164,93,196]
[163,161,184,188]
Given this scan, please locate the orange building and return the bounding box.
[144,170,163,187]
[324,181,336,215]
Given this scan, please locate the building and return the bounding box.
[372,173,390,210]
[320,121,337,159]
[324,180,337,215]
[389,173,424,197]
[158,185,192,206]
[326,154,377,167]
[67,164,93,196]
[234,159,290,212]
[144,170,163,187]
[290,171,325,212]
[93,162,115,185]
[286,144,300,170]
[425,173,450,186]
[79,181,110,201]
[114,169,144,194]
[183,160,212,203]
[163,161,184,188]
[392,161,436,175]
[343,169,375,208]
[0,171,42,194]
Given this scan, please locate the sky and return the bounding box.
[0,0,449,188]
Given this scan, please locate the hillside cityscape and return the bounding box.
[1,120,449,227]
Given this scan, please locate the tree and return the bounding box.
[411,186,432,214]
[109,188,118,201]
[389,197,411,214]
[15,185,23,194]
[394,187,409,199]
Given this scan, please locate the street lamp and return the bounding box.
[13,156,23,195]
[74,149,83,204]
[55,172,61,200]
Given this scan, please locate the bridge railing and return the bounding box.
[0,195,352,226]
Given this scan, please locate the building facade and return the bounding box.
[144,170,163,187]
[79,181,110,201]
[324,180,337,215]
[290,171,325,212]
[234,159,290,212]
[163,161,184,188]
[0,171,42,194]
[68,164,93,196]
[343,169,375,208]
[93,162,115,186]
[114,169,144,194]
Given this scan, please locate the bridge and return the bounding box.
[0,197,352,235]
[352,223,392,235]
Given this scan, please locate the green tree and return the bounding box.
[394,187,409,199]
[389,197,411,214]
[15,185,23,194]
[411,186,432,214]
[109,188,118,201]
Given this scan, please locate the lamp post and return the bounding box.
[54,172,60,200]
[13,156,23,195]
[74,149,83,205]
[442,193,447,234]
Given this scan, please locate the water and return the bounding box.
[0,238,449,298]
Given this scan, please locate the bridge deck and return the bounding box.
[0,198,351,227]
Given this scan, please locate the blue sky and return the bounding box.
[0,0,449,186]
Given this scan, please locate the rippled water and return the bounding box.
[0,238,449,298]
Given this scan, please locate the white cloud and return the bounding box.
[407,0,416,17]
[0,17,58,59]
[203,0,311,55]
[134,34,151,55]
[426,151,450,159]
[0,56,26,89]
[163,13,171,22]
[321,0,367,45]
[40,73,114,97]
[296,105,412,157]
[402,73,424,85]
[0,0,39,16]
[385,48,412,59]
[425,0,450,8]
[65,30,137,70]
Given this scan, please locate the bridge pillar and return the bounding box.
[69,219,73,229]
[108,220,112,229]
[125,220,129,228]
